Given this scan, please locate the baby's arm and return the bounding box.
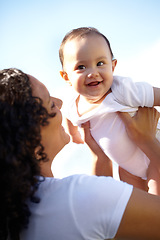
[112,76,160,108]
[66,118,84,144]
[153,87,160,106]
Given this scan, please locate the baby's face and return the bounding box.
[62,34,117,103]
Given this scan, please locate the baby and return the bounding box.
[59,27,160,194]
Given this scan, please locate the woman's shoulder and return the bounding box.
[39,174,132,197]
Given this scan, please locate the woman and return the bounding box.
[0,68,160,240]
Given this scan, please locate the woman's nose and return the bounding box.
[52,97,63,109]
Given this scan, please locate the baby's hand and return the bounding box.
[72,131,84,144]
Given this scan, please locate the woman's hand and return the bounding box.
[118,107,160,173]
[118,107,160,147]
[81,121,100,155]
[81,121,112,176]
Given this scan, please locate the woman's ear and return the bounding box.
[112,59,117,72]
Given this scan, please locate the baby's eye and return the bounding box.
[97,61,104,66]
[77,65,86,70]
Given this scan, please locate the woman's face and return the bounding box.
[29,75,70,159]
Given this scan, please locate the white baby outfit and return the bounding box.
[63,76,160,179]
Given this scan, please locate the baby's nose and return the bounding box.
[88,70,99,78]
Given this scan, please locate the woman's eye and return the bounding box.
[51,101,55,108]
[77,65,86,70]
[97,61,104,66]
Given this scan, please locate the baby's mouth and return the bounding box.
[87,81,101,86]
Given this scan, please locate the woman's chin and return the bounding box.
[65,133,71,145]
[62,126,71,145]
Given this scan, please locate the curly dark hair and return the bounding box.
[0,68,54,240]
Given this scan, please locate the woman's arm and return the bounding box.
[118,107,160,174]
[82,121,113,177]
[116,107,160,238]
[65,118,84,144]
[116,187,160,239]
[84,107,160,239]
[153,87,160,106]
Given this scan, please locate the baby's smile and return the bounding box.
[87,81,101,86]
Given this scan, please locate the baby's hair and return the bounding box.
[59,27,114,67]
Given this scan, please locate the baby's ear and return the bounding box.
[112,59,117,72]
[59,71,72,86]
[60,71,68,80]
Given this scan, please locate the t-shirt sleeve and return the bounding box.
[111,76,154,107]
[71,175,133,239]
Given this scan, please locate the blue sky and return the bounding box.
[1,0,160,178]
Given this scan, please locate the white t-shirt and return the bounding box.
[20,174,133,240]
[63,76,158,179]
